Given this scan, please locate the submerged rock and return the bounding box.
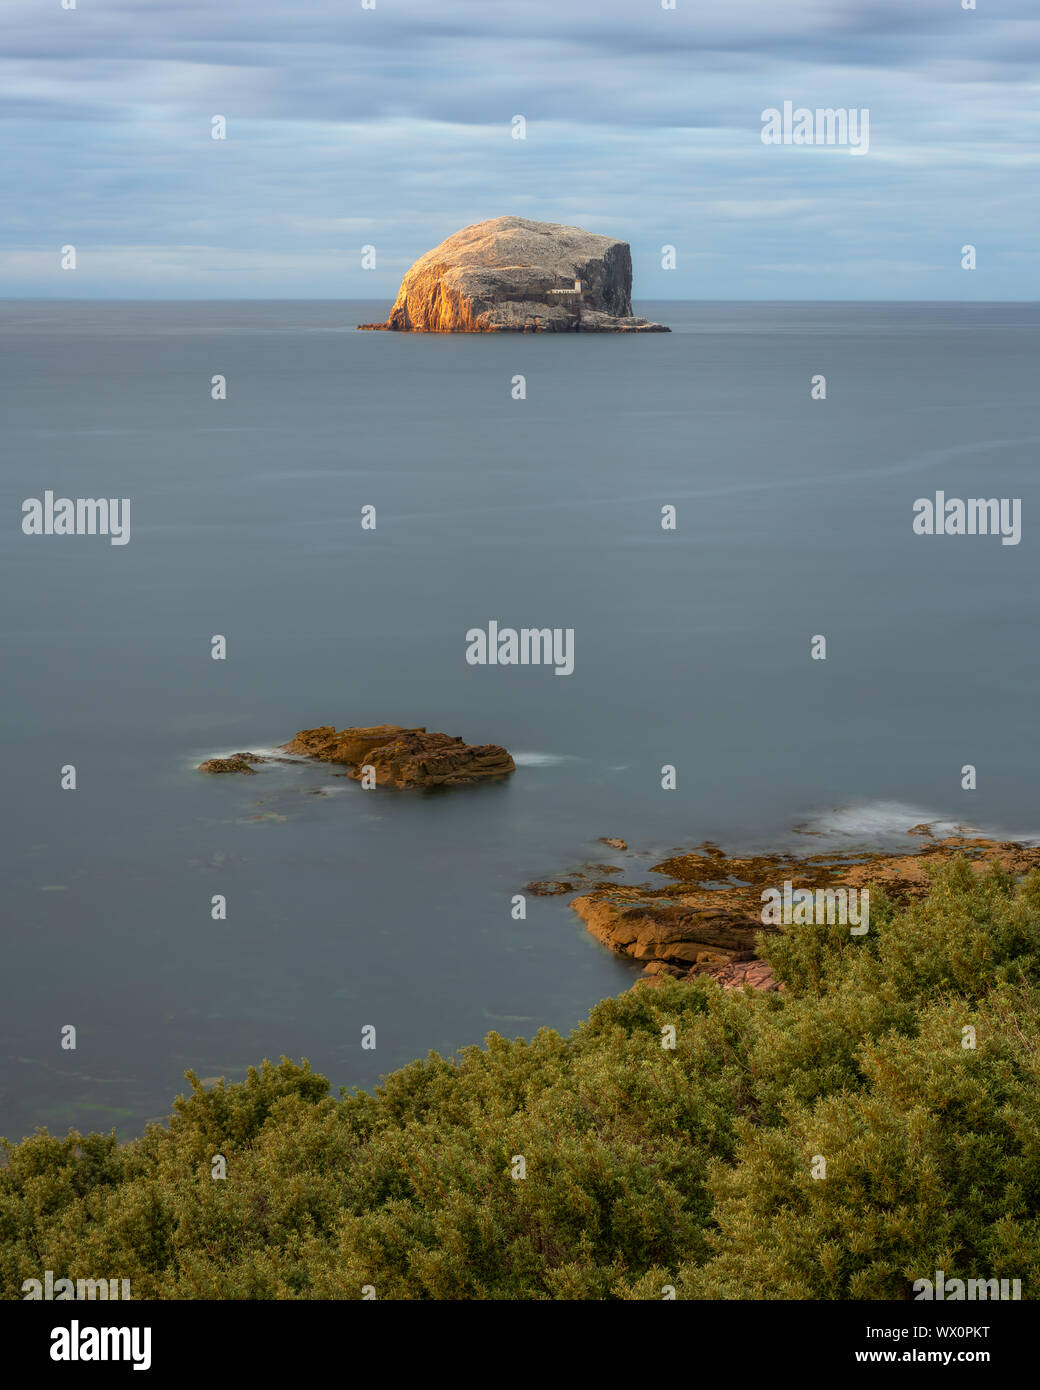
[283,724,515,789]
[357,217,670,334]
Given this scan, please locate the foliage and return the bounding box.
[3,861,1039,1299]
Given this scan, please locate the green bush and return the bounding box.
[2,861,1038,1299]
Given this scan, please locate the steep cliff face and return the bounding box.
[358,217,669,333]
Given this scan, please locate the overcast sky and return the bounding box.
[2,0,1038,299]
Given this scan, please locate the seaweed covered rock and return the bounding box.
[198,754,265,775]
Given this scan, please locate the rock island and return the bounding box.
[199,724,516,789]
[358,216,669,334]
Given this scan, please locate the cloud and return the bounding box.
[1,0,1038,298]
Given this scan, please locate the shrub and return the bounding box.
[2,861,1037,1299]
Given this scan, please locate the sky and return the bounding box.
[2,0,1039,300]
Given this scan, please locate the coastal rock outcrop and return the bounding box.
[283,724,515,788]
[563,832,1040,993]
[572,892,766,972]
[358,217,669,334]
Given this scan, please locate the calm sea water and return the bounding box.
[1,299,1038,1142]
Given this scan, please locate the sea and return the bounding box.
[1,299,1037,1142]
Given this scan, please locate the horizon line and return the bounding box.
[1,296,1038,306]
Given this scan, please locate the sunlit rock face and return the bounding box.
[358,216,669,333]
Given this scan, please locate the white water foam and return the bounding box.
[796,801,974,843]
[790,800,1040,848]
[511,751,577,767]
[190,745,313,770]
